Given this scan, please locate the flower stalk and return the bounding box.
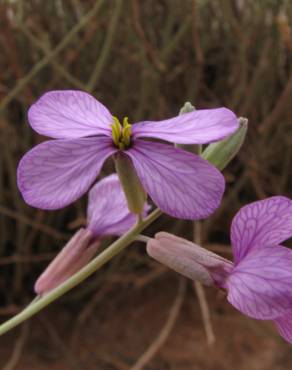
[0,208,162,336]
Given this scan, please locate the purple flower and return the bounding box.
[147,196,292,343]
[35,174,149,294]
[17,90,238,219]
[87,173,150,236]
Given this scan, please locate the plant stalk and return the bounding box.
[0,208,162,336]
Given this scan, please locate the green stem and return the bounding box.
[0,208,162,336]
[135,234,151,243]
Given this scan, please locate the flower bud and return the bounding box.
[147,232,232,288]
[177,102,197,152]
[35,228,100,295]
[114,153,147,215]
[179,101,195,115]
[202,117,248,170]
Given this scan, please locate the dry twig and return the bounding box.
[129,277,186,370]
[3,322,29,370]
[193,221,215,346]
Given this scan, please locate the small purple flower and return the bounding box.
[147,196,292,343]
[17,90,238,219]
[35,174,149,294]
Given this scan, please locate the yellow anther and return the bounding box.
[111,116,122,146]
[111,125,120,146]
[122,124,132,146]
[123,117,130,127]
[111,116,132,149]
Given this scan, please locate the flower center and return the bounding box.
[111,116,132,150]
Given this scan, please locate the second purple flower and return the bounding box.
[17,90,238,219]
[147,196,292,343]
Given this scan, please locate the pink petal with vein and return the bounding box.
[87,173,150,236]
[274,310,292,343]
[227,246,292,320]
[231,196,292,263]
[17,136,116,209]
[132,108,238,144]
[28,90,113,138]
[126,140,225,220]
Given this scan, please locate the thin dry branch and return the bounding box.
[131,0,166,73]
[0,204,69,240]
[0,0,105,112]
[86,0,123,91]
[39,315,84,370]
[3,322,29,370]
[259,75,292,133]
[129,277,186,370]
[0,252,56,265]
[193,221,215,346]
[19,24,88,90]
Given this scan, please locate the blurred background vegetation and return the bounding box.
[0,0,292,369]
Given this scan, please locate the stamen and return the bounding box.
[111,116,132,149]
[111,117,122,146]
[123,117,129,127]
[122,125,132,146]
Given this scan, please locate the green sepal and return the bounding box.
[202,117,248,170]
[179,101,195,115]
[114,153,147,215]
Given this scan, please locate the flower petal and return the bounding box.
[87,173,150,236]
[231,196,292,263]
[274,311,292,343]
[132,108,238,144]
[17,137,116,209]
[28,90,113,138]
[126,140,225,219]
[227,246,292,320]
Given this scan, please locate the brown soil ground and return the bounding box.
[0,272,291,370]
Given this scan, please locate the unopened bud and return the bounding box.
[147,232,232,288]
[114,153,147,215]
[35,228,100,295]
[177,102,196,151]
[202,117,248,170]
[179,101,195,115]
